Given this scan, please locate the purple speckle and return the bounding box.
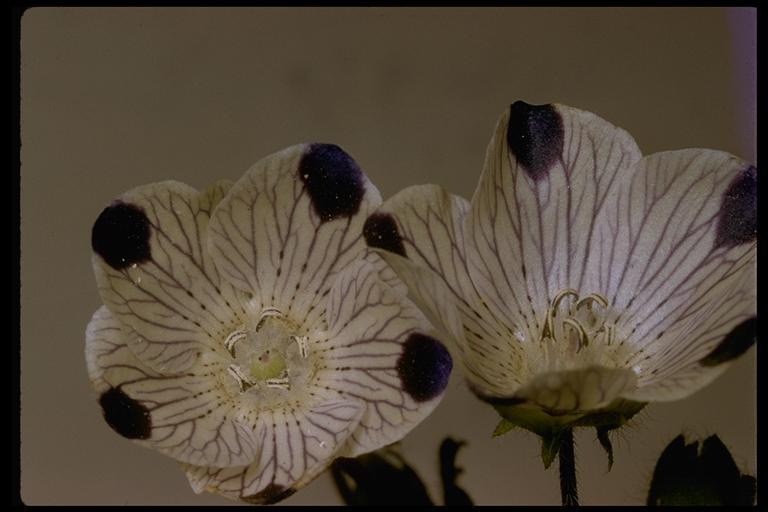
[91,200,152,270]
[363,212,407,257]
[242,484,296,505]
[506,101,564,182]
[299,144,366,222]
[701,316,756,366]
[397,333,452,402]
[99,387,151,440]
[715,165,756,249]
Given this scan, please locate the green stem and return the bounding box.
[559,428,578,507]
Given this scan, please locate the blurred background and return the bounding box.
[20,7,756,505]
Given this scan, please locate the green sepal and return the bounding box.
[541,431,563,470]
[596,427,614,472]
[572,399,646,430]
[492,398,646,470]
[492,418,516,438]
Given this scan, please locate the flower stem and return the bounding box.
[559,428,578,507]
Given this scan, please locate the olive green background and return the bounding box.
[20,7,756,505]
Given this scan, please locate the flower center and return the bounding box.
[223,307,313,395]
[541,289,615,351]
[525,288,634,376]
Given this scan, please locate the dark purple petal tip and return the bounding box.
[299,144,366,222]
[91,200,152,270]
[715,165,756,249]
[397,333,452,402]
[99,387,151,440]
[506,101,564,181]
[700,317,756,367]
[363,212,407,257]
[242,484,296,505]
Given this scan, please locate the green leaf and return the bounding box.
[492,418,516,438]
[647,434,756,506]
[596,427,614,472]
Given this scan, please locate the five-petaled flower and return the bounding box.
[86,144,452,504]
[364,101,756,455]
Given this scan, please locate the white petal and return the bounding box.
[364,184,515,397]
[372,250,466,355]
[182,397,363,504]
[91,180,249,373]
[590,151,756,393]
[85,306,258,467]
[318,257,452,457]
[465,102,642,344]
[579,150,756,402]
[364,184,475,305]
[624,312,753,402]
[207,144,382,332]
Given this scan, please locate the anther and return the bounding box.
[551,289,580,313]
[563,318,589,352]
[266,373,291,390]
[291,335,309,359]
[224,330,248,356]
[255,307,284,331]
[228,364,256,392]
[575,293,608,310]
[601,323,615,345]
[543,289,579,339]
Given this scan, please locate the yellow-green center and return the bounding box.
[223,308,313,395]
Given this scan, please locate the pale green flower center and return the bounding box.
[224,307,314,396]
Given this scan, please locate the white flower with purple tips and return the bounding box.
[364,101,756,447]
[85,143,452,504]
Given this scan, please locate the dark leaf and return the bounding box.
[439,438,474,506]
[647,434,756,506]
[331,449,434,506]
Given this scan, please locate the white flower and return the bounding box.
[364,102,756,437]
[85,143,452,504]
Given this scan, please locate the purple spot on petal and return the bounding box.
[99,387,151,440]
[715,165,756,249]
[397,334,452,402]
[242,484,296,505]
[506,101,564,181]
[700,317,756,366]
[299,144,366,222]
[363,212,407,257]
[92,200,152,270]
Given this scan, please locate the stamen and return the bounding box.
[224,330,248,356]
[575,293,608,310]
[228,364,256,392]
[255,307,284,330]
[563,318,589,352]
[291,335,309,359]
[601,323,615,345]
[551,289,579,313]
[265,374,291,390]
[542,289,579,340]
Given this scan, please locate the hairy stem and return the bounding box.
[559,428,578,507]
